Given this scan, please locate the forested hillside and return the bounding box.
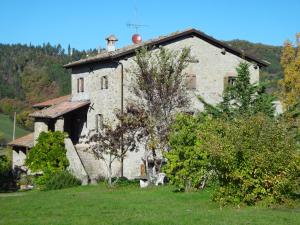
[0,40,283,135]
[0,43,98,133]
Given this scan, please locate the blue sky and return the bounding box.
[0,0,299,50]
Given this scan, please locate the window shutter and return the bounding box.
[105,76,108,89]
[81,78,84,92]
[224,76,229,91]
[77,78,80,93]
[186,74,196,90]
[96,114,103,132]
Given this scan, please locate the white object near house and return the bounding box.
[155,173,166,186]
[8,28,269,184]
[140,179,150,188]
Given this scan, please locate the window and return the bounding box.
[186,74,196,90]
[95,114,103,132]
[224,76,236,90]
[77,78,84,93]
[101,76,108,89]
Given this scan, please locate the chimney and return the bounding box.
[106,34,118,52]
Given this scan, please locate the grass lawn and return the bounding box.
[0,113,30,142]
[0,185,299,225]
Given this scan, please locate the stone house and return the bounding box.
[9,28,268,184]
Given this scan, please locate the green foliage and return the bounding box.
[201,62,275,118]
[16,110,34,131]
[200,114,300,205]
[25,131,69,175]
[0,154,16,191]
[0,155,10,174]
[109,177,140,187]
[44,170,81,190]
[164,114,209,191]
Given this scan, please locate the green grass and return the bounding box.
[0,185,299,225]
[0,113,30,142]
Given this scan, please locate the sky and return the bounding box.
[0,0,299,51]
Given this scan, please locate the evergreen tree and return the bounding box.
[200,62,275,118]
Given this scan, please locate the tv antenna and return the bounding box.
[126,1,148,43]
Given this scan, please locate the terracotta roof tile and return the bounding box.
[30,100,90,119]
[8,133,34,148]
[33,95,71,108]
[64,28,269,68]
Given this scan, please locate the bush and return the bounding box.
[25,131,69,187]
[109,177,139,187]
[200,114,300,205]
[164,114,209,191]
[0,154,16,191]
[25,131,69,174]
[44,170,81,190]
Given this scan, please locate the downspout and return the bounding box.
[118,62,124,177]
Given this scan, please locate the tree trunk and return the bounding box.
[108,154,112,186]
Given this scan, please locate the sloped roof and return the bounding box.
[30,100,90,119]
[64,28,269,69]
[33,95,71,108]
[8,133,34,148]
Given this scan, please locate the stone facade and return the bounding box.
[67,33,261,181]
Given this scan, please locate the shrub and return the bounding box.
[25,131,69,187]
[44,170,81,190]
[200,114,300,205]
[0,154,16,191]
[164,114,209,191]
[25,131,69,174]
[109,177,139,187]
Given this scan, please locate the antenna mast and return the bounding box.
[126,1,147,44]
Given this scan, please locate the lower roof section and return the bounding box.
[32,95,71,109]
[30,100,90,119]
[8,133,34,148]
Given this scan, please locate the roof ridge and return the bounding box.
[64,28,268,68]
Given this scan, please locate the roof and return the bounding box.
[64,28,269,69]
[30,100,90,119]
[33,95,71,108]
[8,133,34,148]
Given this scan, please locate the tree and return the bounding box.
[200,62,275,118]
[279,34,300,109]
[130,46,193,179]
[164,113,209,191]
[88,105,147,186]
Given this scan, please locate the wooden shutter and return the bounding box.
[224,76,229,91]
[186,74,196,90]
[96,114,103,132]
[80,78,84,92]
[77,78,80,93]
[105,76,108,89]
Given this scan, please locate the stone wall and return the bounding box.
[64,138,89,185]
[33,119,48,145]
